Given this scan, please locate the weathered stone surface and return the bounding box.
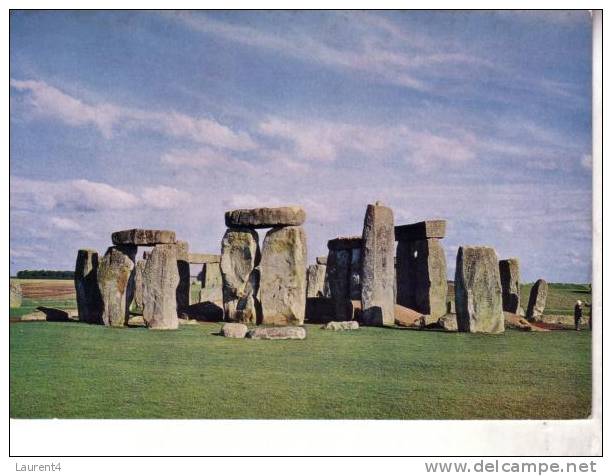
[220,228,260,324]
[20,311,46,321]
[454,246,504,334]
[349,247,362,300]
[327,236,362,251]
[499,258,521,314]
[396,238,447,320]
[225,206,306,228]
[200,262,223,305]
[438,314,458,332]
[316,256,327,265]
[322,321,359,331]
[326,248,352,321]
[247,326,306,340]
[260,226,307,325]
[112,229,176,246]
[526,279,548,321]
[74,249,103,323]
[306,264,327,298]
[188,253,221,264]
[176,240,190,309]
[97,245,137,327]
[133,259,146,312]
[10,280,22,308]
[142,250,152,260]
[221,322,248,338]
[360,203,395,326]
[394,220,446,241]
[346,299,363,321]
[143,244,180,330]
[394,305,427,328]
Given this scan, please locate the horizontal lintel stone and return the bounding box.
[394,220,446,241]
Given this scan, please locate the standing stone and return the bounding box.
[225,206,306,228]
[143,244,180,330]
[316,256,328,265]
[526,279,548,321]
[200,262,223,305]
[349,248,362,300]
[499,258,521,314]
[97,245,137,327]
[396,238,447,320]
[74,249,103,323]
[9,280,22,308]
[326,249,350,321]
[133,259,146,312]
[176,240,190,309]
[360,203,395,326]
[220,228,260,324]
[306,264,327,298]
[454,246,504,334]
[260,226,308,325]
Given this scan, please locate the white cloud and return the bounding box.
[11,78,256,151]
[141,185,192,210]
[49,216,82,231]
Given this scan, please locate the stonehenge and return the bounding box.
[360,202,395,326]
[526,279,548,321]
[395,220,448,320]
[10,280,22,308]
[75,249,103,323]
[67,204,534,338]
[454,246,505,334]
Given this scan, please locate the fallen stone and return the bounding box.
[176,240,191,309]
[225,206,306,228]
[221,227,260,324]
[133,259,146,312]
[526,279,548,321]
[188,253,221,264]
[97,245,137,327]
[454,246,505,334]
[394,220,446,241]
[36,306,72,322]
[360,202,395,326]
[20,311,46,321]
[396,238,447,320]
[499,258,521,314]
[112,229,176,246]
[306,264,327,298]
[322,321,359,331]
[394,304,427,328]
[260,226,307,325]
[221,322,248,338]
[316,256,328,265]
[143,244,180,330]
[438,314,458,332]
[247,326,306,340]
[75,249,103,323]
[504,311,549,332]
[178,318,200,326]
[10,280,22,308]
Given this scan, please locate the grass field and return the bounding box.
[10,279,592,419]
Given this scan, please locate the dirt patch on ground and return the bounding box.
[19,280,76,300]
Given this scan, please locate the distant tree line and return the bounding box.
[16,270,74,279]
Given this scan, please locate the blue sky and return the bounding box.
[9,10,593,282]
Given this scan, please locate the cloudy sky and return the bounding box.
[10,10,593,282]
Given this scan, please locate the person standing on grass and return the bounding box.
[574,300,583,331]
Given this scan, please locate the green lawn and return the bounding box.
[10,320,591,419]
[520,283,591,316]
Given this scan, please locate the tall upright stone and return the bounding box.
[133,259,146,312]
[143,244,180,329]
[306,264,327,298]
[220,228,260,324]
[97,245,137,327]
[526,279,548,321]
[396,238,447,319]
[10,280,22,309]
[176,240,190,309]
[200,262,223,306]
[349,248,362,300]
[74,249,103,323]
[499,258,521,314]
[260,226,307,325]
[326,237,361,321]
[454,246,504,334]
[360,203,395,326]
